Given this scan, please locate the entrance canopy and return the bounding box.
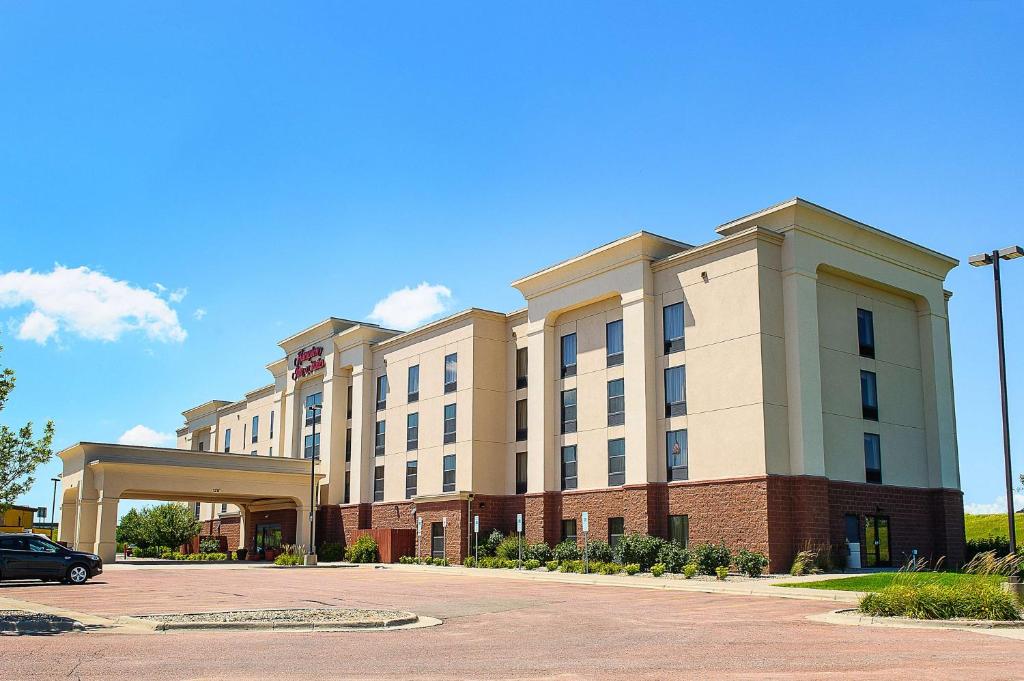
[58,442,323,562]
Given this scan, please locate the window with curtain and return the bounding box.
[407,412,419,450]
[663,302,685,353]
[607,438,625,486]
[864,433,882,483]
[405,461,418,499]
[443,454,456,493]
[861,370,878,421]
[857,308,875,358]
[516,399,528,441]
[444,353,458,392]
[443,403,456,444]
[560,333,577,377]
[666,429,688,481]
[516,347,529,388]
[606,320,624,366]
[561,445,577,490]
[373,465,385,501]
[664,366,686,416]
[376,374,388,411]
[561,389,577,434]
[374,420,386,456]
[408,364,420,402]
[607,379,625,426]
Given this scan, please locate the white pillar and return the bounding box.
[621,289,658,483]
[94,495,119,563]
[295,505,312,550]
[782,268,826,476]
[525,320,556,491]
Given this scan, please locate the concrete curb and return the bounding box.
[0,618,85,635]
[118,609,423,632]
[813,608,1024,631]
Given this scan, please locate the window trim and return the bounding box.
[444,353,458,393]
[376,374,388,411]
[607,438,625,487]
[664,365,687,417]
[561,389,577,434]
[516,347,529,389]
[374,420,386,457]
[373,465,385,502]
[606,319,624,367]
[663,302,685,354]
[666,429,688,481]
[561,445,578,490]
[515,398,528,441]
[406,412,419,451]
[607,378,625,426]
[442,453,456,493]
[407,364,420,403]
[560,333,577,378]
[405,460,418,500]
[515,451,528,495]
[443,403,457,444]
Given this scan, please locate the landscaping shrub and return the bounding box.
[525,542,553,563]
[598,561,621,575]
[614,534,666,571]
[481,529,504,558]
[553,540,581,562]
[199,538,221,554]
[345,535,379,563]
[657,543,691,573]
[651,563,666,578]
[691,542,732,575]
[624,563,641,576]
[683,563,698,579]
[160,551,186,560]
[715,566,728,580]
[790,549,822,576]
[431,557,448,566]
[967,536,1011,561]
[524,559,541,570]
[274,552,303,566]
[584,539,614,564]
[545,560,559,572]
[132,545,170,558]
[495,535,523,561]
[735,549,769,578]
[860,582,1021,621]
[317,542,344,562]
[463,556,475,567]
[558,559,584,573]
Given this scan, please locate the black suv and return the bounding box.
[0,533,103,584]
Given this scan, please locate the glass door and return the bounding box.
[431,522,445,559]
[864,515,890,567]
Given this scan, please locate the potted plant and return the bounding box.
[235,547,248,561]
[265,548,277,561]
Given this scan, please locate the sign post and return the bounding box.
[581,511,590,574]
[416,516,422,561]
[442,516,448,564]
[473,515,479,566]
[516,513,523,570]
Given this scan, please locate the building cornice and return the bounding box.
[651,226,783,272]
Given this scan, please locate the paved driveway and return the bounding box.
[0,564,1020,680]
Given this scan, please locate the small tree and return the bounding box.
[141,503,201,549]
[116,508,147,546]
[0,338,54,512]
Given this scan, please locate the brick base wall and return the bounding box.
[199,516,240,552]
[246,508,297,550]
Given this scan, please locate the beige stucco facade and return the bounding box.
[58,198,964,569]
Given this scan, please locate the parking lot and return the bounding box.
[0,563,1020,680]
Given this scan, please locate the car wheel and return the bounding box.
[66,564,89,585]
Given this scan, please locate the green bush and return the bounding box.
[525,542,553,563]
[735,549,769,578]
[495,535,522,561]
[317,542,344,562]
[683,563,698,579]
[160,550,186,560]
[558,559,584,573]
[524,559,541,570]
[860,582,1021,621]
[132,545,170,558]
[345,535,379,563]
[199,538,221,554]
[624,563,641,575]
[481,529,504,557]
[657,543,691,573]
[790,549,822,576]
[431,557,448,566]
[585,540,614,564]
[614,534,667,571]
[692,542,732,575]
[651,563,666,577]
[554,540,581,562]
[274,553,303,566]
[545,560,559,572]
[598,561,621,575]
[715,566,728,580]
[463,556,475,567]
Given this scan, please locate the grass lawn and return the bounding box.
[777,572,1005,592]
[965,513,1024,542]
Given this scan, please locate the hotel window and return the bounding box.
[344,471,350,504]
[864,433,882,484]
[516,452,528,495]
[251,415,259,443]
[665,366,686,417]
[303,433,320,459]
[515,399,528,441]
[376,374,388,411]
[408,365,420,403]
[561,445,578,490]
[669,514,689,547]
[374,420,386,456]
[194,502,201,519]
[857,308,875,358]
[667,429,688,481]
[373,465,385,502]
[269,411,274,438]
[608,517,625,549]
[560,333,577,378]
[664,302,685,354]
[443,403,457,444]
[305,392,323,426]
[345,428,352,462]
[861,370,878,421]
[444,353,458,393]
[346,384,352,419]
[407,412,419,451]
[607,379,625,426]
[516,347,528,389]
[242,424,247,449]
[220,503,228,514]
[561,519,577,544]
[224,429,232,453]
[606,320,624,367]
[442,454,456,493]
[405,461,418,499]
[561,389,577,434]
[607,438,625,486]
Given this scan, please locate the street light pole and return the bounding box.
[50,476,60,540]
[308,403,322,562]
[970,245,1023,555]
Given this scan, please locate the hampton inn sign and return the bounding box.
[292,346,326,380]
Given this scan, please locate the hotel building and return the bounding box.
[60,198,965,571]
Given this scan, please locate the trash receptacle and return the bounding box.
[847,542,861,569]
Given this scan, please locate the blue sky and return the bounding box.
[1,2,1022,519]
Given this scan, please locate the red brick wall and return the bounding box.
[247,508,298,549]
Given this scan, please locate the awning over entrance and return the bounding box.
[57,442,324,562]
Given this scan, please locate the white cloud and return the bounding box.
[0,265,187,344]
[368,282,453,330]
[169,288,187,303]
[193,308,207,321]
[964,493,1023,515]
[118,424,176,448]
